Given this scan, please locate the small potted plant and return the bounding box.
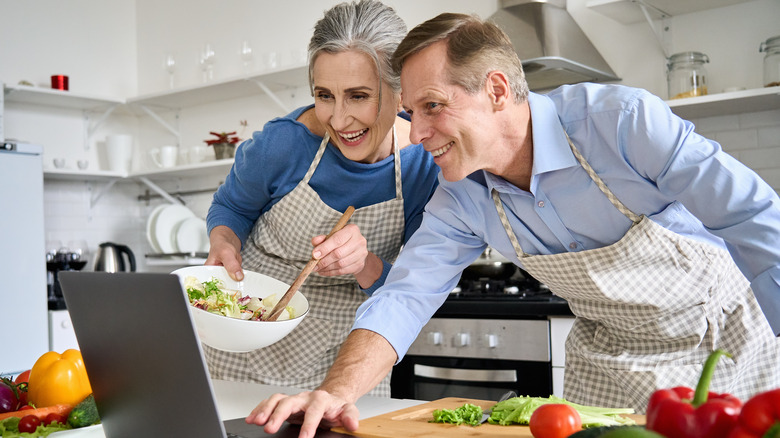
[204,131,240,160]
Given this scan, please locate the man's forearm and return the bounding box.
[317,329,397,403]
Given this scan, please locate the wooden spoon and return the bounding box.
[265,206,356,321]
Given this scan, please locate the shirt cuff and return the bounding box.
[351,294,426,364]
[750,269,780,336]
[359,259,392,297]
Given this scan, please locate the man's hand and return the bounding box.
[244,330,396,438]
[245,390,360,438]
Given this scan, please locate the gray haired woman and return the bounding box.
[204,0,439,396]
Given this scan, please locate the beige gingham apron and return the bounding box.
[205,129,405,397]
[492,129,780,412]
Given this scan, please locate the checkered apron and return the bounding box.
[492,130,780,412]
[205,129,405,397]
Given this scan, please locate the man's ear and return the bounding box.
[485,70,511,109]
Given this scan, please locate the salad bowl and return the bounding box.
[171,265,309,352]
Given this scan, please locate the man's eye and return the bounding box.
[427,102,440,110]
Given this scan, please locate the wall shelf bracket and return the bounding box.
[137,176,185,205]
[249,78,290,114]
[83,104,119,151]
[634,0,672,58]
[89,178,118,208]
[138,104,181,143]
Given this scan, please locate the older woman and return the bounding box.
[204,0,438,397]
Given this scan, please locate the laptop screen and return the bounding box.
[59,271,228,438]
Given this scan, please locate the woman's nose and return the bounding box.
[330,101,352,130]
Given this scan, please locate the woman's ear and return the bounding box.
[485,71,511,109]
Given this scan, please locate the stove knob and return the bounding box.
[428,331,443,346]
[486,333,499,348]
[456,332,470,347]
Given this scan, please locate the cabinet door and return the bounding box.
[0,149,49,374]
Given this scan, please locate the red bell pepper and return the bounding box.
[727,388,780,438]
[646,349,743,438]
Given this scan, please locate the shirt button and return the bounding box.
[569,242,577,250]
[537,201,545,208]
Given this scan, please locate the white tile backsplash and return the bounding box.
[44,176,215,272]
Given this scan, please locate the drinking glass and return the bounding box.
[200,43,216,82]
[240,40,254,75]
[164,52,176,89]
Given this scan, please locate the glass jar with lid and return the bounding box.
[667,51,709,100]
[760,35,780,88]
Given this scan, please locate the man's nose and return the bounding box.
[409,115,430,145]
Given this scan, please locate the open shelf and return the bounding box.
[586,0,752,24]
[127,65,307,109]
[665,86,780,119]
[44,158,234,182]
[4,85,124,110]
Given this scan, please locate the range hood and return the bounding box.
[489,0,620,91]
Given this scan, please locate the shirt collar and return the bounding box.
[481,92,578,194]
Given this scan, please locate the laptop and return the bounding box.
[58,271,349,438]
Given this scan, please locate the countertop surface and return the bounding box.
[50,379,425,437]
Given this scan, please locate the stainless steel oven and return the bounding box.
[390,264,573,401]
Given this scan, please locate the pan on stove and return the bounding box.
[461,247,518,280]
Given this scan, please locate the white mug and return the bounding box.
[106,134,134,173]
[189,145,213,163]
[150,145,178,168]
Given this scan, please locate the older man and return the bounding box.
[248,12,780,438]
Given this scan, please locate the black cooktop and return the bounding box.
[439,275,574,318]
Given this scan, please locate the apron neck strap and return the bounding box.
[303,127,404,200]
[562,128,641,223]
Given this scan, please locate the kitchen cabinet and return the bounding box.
[549,316,575,398]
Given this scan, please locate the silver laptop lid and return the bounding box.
[59,271,227,438]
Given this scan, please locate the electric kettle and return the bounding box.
[94,242,136,272]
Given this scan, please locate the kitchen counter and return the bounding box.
[51,379,425,437]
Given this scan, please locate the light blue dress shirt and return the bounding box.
[353,83,780,360]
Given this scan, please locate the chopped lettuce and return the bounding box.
[431,403,484,426]
[184,276,295,321]
[487,395,636,427]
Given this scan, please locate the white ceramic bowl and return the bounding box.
[171,266,309,352]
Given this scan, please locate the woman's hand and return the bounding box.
[310,224,383,288]
[205,225,244,281]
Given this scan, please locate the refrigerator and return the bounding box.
[0,140,49,375]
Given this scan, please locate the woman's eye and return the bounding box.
[316,92,333,101]
[351,94,368,101]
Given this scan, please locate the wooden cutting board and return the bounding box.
[333,397,645,438]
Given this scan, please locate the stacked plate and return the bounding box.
[146,204,209,254]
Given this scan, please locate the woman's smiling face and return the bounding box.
[312,50,399,164]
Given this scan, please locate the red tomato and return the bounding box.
[44,412,68,425]
[529,404,583,438]
[14,369,30,407]
[19,405,34,410]
[18,414,42,433]
[14,370,31,384]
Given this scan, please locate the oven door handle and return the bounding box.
[413,364,518,382]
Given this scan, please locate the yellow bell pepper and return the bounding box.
[27,349,92,408]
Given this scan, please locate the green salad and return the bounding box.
[184,276,295,321]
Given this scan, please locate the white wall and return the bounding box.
[1,0,779,272]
